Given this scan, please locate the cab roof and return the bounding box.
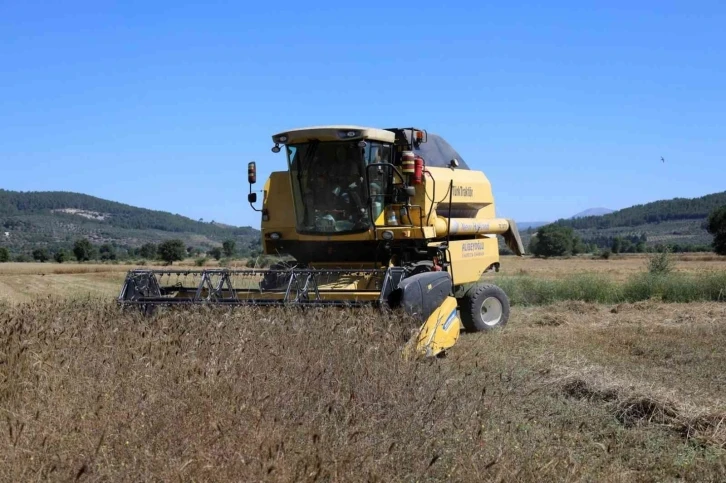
[272,125,396,144]
[271,125,469,170]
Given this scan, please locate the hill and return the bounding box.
[0,189,260,257]
[557,191,726,230]
[571,207,614,218]
[515,191,726,253]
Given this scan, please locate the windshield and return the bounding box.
[287,141,392,234]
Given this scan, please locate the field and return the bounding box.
[2,255,726,481]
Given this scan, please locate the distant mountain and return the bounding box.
[0,189,260,255]
[571,207,614,219]
[517,221,549,230]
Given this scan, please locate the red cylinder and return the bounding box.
[411,156,424,185]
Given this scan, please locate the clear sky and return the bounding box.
[1,1,724,227]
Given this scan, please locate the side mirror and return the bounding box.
[248,161,257,184]
[248,193,257,203]
[405,186,416,197]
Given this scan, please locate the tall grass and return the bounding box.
[497,272,726,306]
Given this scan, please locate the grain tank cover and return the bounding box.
[401,131,470,170]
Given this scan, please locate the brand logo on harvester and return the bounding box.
[453,185,473,197]
[461,241,485,258]
[462,241,485,252]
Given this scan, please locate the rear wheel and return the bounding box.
[459,284,510,332]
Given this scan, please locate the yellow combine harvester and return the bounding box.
[118,126,524,358]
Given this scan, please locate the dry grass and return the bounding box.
[0,260,255,303]
[500,253,726,281]
[2,298,725,481]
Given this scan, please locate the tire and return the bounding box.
[459,283,510,332]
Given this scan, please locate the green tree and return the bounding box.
[99,243,117,261]
[139,243,157,260]
[0,247,9,262]
[73,238,94,262]
[620,238,634,253]
[158,239,186,265]
[222,240,236,258]
[531,224,575,258]
[32,248,50,262]
[611,237,622,254]
[706,205,726,255]
[572,235,587,255]
[54,249,68,263]
[208,247,222,261]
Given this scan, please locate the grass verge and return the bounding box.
[496,272,726,306]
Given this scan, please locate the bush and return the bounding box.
[496,271,726,306]
[0,247,9,263]
[195,257,207,267]
[222,240,236,258]
[53,250,68,263]
[647,247,674,275]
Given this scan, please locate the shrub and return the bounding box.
[208,247,222,261]
[194,257,207,267]
[647,247,674,275]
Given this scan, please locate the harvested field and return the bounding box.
[499,253,726,281]
[2,299,726,481]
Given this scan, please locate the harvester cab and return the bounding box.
[119,125,524,359]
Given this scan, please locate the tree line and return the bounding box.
[0,237,263,265]
[528,205,726,257]
[553,191,726,230]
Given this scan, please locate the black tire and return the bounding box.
[459,283,510,332]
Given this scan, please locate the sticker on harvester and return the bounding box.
[443,309,458,330]
[461,241,485,258]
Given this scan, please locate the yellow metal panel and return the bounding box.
[442,237,500,285]
[403,296,461,359]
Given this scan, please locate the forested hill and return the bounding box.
[0,189,256,237]
[554,191,726,230]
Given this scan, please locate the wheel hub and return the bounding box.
[480,296,503,326]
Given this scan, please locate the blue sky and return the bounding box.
[1,1,724,227]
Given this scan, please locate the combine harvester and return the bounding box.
[118,126,524,358]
